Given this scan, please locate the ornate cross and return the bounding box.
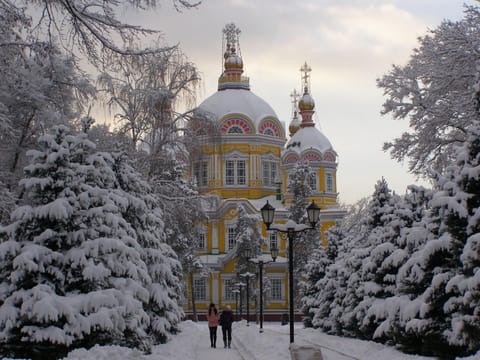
[290,88,300,108]
[300,62,312,90]
[223,23,241,49]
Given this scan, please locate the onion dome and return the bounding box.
[225,48,243,70]
[289,115,301,136]
[298,87,315,111]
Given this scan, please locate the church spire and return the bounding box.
[218,23,250,90]
[289,88,301,136]
[298,62,315,127]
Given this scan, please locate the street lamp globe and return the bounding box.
[260,201,275,230]
[306,200,321,227]
[243,246,253,260]
[270,247,279,262]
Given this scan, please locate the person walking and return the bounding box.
[206,303,220,348]
[219,305,234,348]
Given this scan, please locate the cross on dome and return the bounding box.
[290,88,300,105]
[300,62,312,92]
[290,88,299,115]
[223,23,241,56]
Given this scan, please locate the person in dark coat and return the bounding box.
[219,305,234,348]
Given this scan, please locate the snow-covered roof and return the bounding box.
[283,126,334,155]
[198,89,280,130]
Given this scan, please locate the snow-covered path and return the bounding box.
[64,320,480,360]
[187,323,244,360]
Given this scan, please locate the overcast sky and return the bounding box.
[119,0,475,205]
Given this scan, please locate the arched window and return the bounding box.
[227,125,244,134]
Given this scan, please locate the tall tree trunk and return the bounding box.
[11,112,35,174]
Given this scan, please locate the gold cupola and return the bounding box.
[218,23,250,90]
[298,62,315,127]
[225,47,243,70]
[298,87,315,111]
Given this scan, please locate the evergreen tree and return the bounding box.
[338,179,396,337]
[301,225,339,327]
[0,126,163,358]
[357,186,431,343]
[286,162,319,305]
[441,124,480,356]
[383,125,480,357]
[110,149,184,344]
[310,198,371,334]
[234,203,263,274]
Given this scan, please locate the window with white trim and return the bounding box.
[223,279,235,301]
[271,279,283,300]
[193,161,208,187]
[227,227,236,250]
[193,278,207,301]
[269,232,278,250]
[225,159,246,185]
[326,172,334,192]
[263,161,277,187]
[308,173,317,191]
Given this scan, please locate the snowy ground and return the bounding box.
[59,320,480,360]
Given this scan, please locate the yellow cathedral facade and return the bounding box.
[183,23,345,320]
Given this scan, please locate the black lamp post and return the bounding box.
[240,271,255,326]
[236,281,245,319]
[232,288,240,320]
[250,247,278,333]
[260,200,320,343]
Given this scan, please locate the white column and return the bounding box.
[212,272,219,304]
[212,220,219,254]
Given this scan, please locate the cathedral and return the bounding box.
[184,23,345,320]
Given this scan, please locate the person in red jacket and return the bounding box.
[219,305,234,348]
[206,303,220,348]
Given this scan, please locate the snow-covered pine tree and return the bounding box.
[338,178,396,338]
[363,185,433,344]
[234,203,263,274]
[232,203,263,315]
[359,186,432,342]
[0,126,152,359]
[301,225,339,327]
[310,198,371,334]
[153,156,206,262]
[286,162,319,306]
[0,181,14,225]
[442,123,480,356]
[387,125,480,357]
[110,149,184,344]
[151,155,208,316]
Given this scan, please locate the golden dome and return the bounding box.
[224,48,243,70]
[298,92,315,111]
[289,113,301,135]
